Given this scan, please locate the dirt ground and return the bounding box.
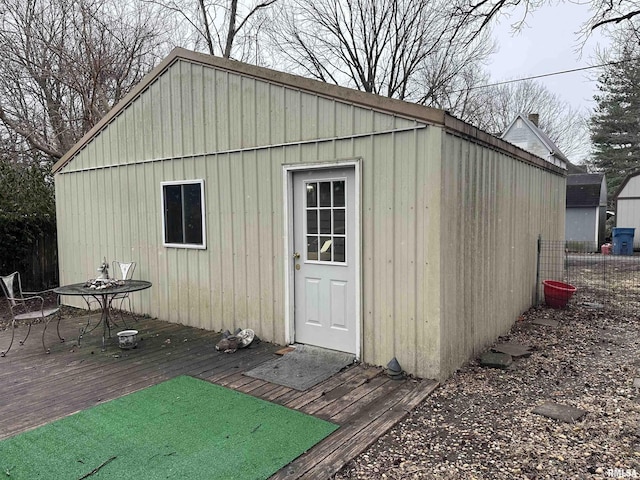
[335,289,640,479]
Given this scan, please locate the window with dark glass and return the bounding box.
[162,180,205,248]
[305,179,346,263]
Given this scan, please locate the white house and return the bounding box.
[501,113,567,170]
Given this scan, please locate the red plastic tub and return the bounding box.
[543,280,577,308]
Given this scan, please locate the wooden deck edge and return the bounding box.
[270,379,439,479]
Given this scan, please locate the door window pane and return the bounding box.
[319,182,331,207]
[333,181,345,207]
[333,237,345,262]
[306,183,317,207]
[333,209,345,235]
[306,210,318,234]
[307,236,318,260]
[319,237,332,261]
[319,210,331,234]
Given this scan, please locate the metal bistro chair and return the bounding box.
[0,272,63,356]
[111,261,137,324]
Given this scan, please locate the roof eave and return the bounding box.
[445,114,565,175]
[614,169,640,200]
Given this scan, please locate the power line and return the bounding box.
[469,58,635,91]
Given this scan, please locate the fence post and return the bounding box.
[535,234,542,306]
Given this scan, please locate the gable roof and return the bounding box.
[501,113,569,163]
[53,48,565,175]
[566,161,587,174]
[613,170,640,200]
[566,173,605,208]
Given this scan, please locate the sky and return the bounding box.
[488,2,611,116]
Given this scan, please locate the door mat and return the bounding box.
[0,375,338,480]
[244,344,355,391]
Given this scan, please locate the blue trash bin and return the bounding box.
[612,227,635,255]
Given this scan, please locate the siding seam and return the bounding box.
[57,125,428,175]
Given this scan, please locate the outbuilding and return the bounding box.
[53,48,565,380]
[614,170,640,249]
[565,173,607,249]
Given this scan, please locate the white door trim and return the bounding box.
[282,160,361,358]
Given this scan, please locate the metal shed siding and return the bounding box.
[62,60,419,173]
[439,132,565,378]
[566,207,598,244]
[55,60,437,373]
[56,129,439,372]
[360,127,442,379]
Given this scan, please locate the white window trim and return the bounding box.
[161,179,207,250]
[303,176,349,266]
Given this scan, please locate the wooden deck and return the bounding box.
[0,314,438,479]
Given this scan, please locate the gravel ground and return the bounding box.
[335,290,640,480]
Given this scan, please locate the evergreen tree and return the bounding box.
[589,38,640,204]
[0,146,56,284]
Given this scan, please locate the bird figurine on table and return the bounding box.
[96,257,109,281]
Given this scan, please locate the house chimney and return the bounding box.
[528,113,539,127]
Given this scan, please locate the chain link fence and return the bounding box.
[536,238,640,306]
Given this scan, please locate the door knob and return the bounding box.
[293,252,300,259]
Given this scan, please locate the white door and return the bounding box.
[292,167,357,353]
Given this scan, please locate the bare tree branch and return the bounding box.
[234,0,277,35]
[198,0,216,55]
[0,0,170,163]
[151,0,277,60]
[592,7,640,28]
[267,0,494,104]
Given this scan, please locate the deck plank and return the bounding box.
[314,374,392,420]
[270,379,439,479]
[0,315,438,479]
[282,365,379,409]
[299,366,384,415]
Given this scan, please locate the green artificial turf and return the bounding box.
[0,375,339,479]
